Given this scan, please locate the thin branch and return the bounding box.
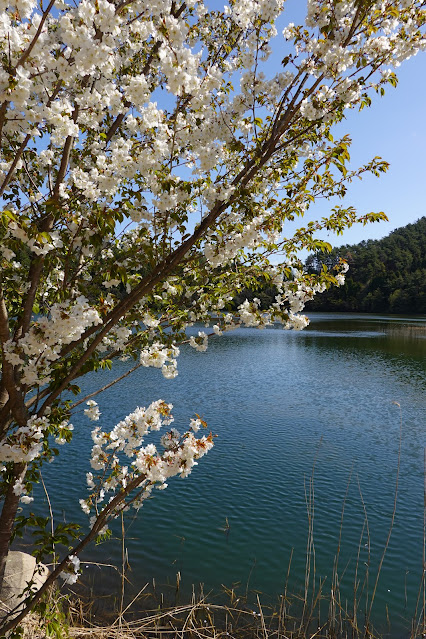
[0,101,9,150]
[14,0,56,71]
[13,257,45,341]
[69,362,142,410]
[0,283,27,429]
[104,101,131,145]
[40,472,56,567]
[0,134,31,197]
[0,282,11,348]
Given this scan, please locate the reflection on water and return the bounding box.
[29,313,425,635]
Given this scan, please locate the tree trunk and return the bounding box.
[0,463,26,587]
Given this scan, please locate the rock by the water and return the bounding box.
[0,551,49,621]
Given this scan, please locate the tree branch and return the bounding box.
[52,95,306,376]
[0,134,31,198]
[69,362,142,410]
[0,282,27,429]
[14,0,56,71]
[0,470,149,635]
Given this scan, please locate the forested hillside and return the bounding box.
[305,217,426,314]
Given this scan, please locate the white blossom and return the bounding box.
[84,400,101,421]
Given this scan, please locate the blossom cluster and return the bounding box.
[0,414,74,466]
[3,297,101,387]
[140,343,180,379]
[12,478,33,505]
[59,555,81,585]
[0,416,50,464]
[0,0,422,234]
[79,401,214,528]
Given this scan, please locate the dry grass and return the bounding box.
[60,569,425,639]
[18,612,49,638]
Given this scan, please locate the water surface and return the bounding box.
[34,313,426,633]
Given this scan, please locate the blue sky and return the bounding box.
[306,51,426,247]
[276,1,426,248]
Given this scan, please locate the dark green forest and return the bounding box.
[305,216,426,314]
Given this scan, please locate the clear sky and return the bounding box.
[275,1,426,249]
[309,52,426,247]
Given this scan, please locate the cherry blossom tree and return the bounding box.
[0,0,425,630]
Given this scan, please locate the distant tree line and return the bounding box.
[305,217,426,314]
[232,276,279,310]
[232,217,426,315]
